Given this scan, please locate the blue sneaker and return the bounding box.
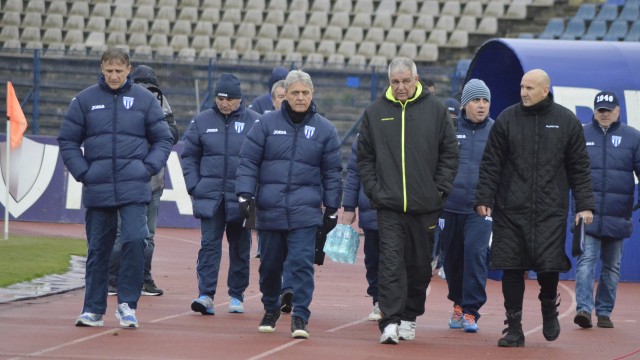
[75,312,104,327]
[191,295,215,315]
[462,314,479,333]
[115,303,138,328]
[449,305,463,329]
[228,297,245,313]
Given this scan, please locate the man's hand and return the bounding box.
[476,205,492,217]
[576,210,593,225]
[238,195,255,219]
[342,210,356,225]
[323,208,338,234]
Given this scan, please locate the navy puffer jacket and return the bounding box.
[181,103,260,220]
[58,75,173,208]
[342,134,377,230]
[236,101,343,230]
[578,119,640,240]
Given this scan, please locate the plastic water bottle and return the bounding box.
[337,225,354,263]
[324,225,343,262]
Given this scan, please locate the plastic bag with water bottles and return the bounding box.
[323,224,360,264]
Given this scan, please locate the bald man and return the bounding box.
[475,69,594,347]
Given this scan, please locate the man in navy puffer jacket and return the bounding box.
[58,48,173,329]
[236,70,343,340]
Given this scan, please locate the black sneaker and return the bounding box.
[141,281,164,296]
[279,289,293,314]
[291,316,309,339]
[573,311,592,328]
[597,315,614,328]
[258,310,281,333]
[108,284,118,296]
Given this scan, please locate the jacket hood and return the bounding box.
[384,81,425,104]
[131,65,159,86]
[269,67,288,89]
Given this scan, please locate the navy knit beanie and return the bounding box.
[215,73,242,99]
[461,79,491,107]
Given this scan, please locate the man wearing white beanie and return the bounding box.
[439,79,494,333]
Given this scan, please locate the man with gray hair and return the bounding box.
[236,70,343,340]
[358,57,459,344]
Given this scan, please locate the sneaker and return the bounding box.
[141,281,164,296]
[279,289,293,314]
[228,297,245,313]
[258,310,281,333]
[438,268,446,279]
[115,303,138,328]
[597,315,614,328]
[108,284,117,296]
[191,295,215,315]
[449,305,463,329]
[254,252,261,259]
[291,316,309,339]
[75,312,104,327]
[398,320,416,340]
[462,314,479,333]
[574,311,593,328]
[380,323,399,345]
[368,302,382,321]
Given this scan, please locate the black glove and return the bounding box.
[634,202,640,212]
[322,208,338,234]
[238,195,255,219]
[314,227,328,265]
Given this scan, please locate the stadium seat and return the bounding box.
[280,24,300,40]
[172,20,192,36]
[268,0,288,11]
[191,35,211,51]
[311,0,331,12]
[158,0,178,7]
[198,48,217,61]
[332,0,352,13]
[532,0,554,6]
[329,12,350,28]
[2,12,20,27]
[421,1,440,16]
[316,40,335,57]
[376,0,396,14]
[625,20,640,41]
[344,27,365,42]
[92,3,111,18]
[352,13,372,28]
[275,39,296,54]
[24,41,44,50]
[64,15,85,31]
[68,43,86,56]
[237,23,256,38]
[86,17,106,32]
[179,7,199,23]
[21,26,41,43]
[393,14,415,31]
[223,0,242,10]
[43,14,64,29]
[113,5,132,20]
[484,2,504,17]
[149,19,170,35]
[427,29,448,46]
[48,0,67,16]
[129,33,148,48]
[201,9,220,23]
[290,0,309,12]
[365,28,385,43]
[3,0,23,12]
[45,42,66,57]
[284,52,303,67]
[129,19,149,34]
[222,9,242,25]
[233,37,252,52]
[107,32,127,46]
[354,0,375,14]
[538,18,564,39]
[415,14,435,31]
[457,16,477,32]
[574,3,597,21]
[23,12,43,28]
[301,25,322,41]
[476,17,498,35]
[244,9,263,25]
[149,33,168,48]
[155,46,175,59]
[398,43,418,59]
[212,36,232,53]
[170,35,190,52]
[603,20,628,40]
[297,39,316,55]
[618,4,640,22]
[286,11,307,26]
[240,50,261,64]
[305,53,325,69]
[446,30,469,48]
[441,1,461,16]
[377,42,397,59]
[263,51,282,64]
[386,28,406,43]
[254,38,274,53]
[42,28,62,44]
[398,0,418,14]
[582,19,607,40]
[258,23,278,38]
[308,12,328,27]
[133,45,153,60]
[560,18,586,40]
[369,55,388,69]
[88,44,108,57]
[157,6,176,22]
[436,15,456,32]
[323,26,343,42]
[505,1,528,20]
[201,0,221,7]
[133,5,154,21]
[595,4,619,23]
[193,21,213,36]
[347,55,367,70]
[246,0,266,10]
[215,22,235,37]
[416,43,439,62]
[357,41,377,57]
[138,0,157,5]
[463,2,483,17]
[180,0,200,7]
[407,29,427,44]
[337,40,357,58]
[26,0,46,13]
[3,39,21,50]
[264,9,285,25]
[326,53,345,69]
[108,17,128,33]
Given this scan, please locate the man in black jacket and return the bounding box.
[476,69,595,347]
[358,57,459,345]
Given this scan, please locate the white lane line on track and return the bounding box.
[523,281,577,337]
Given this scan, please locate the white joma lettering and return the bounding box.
[273,130,287,135]
[586,141,595,146]
[206,128,218,133]
[457,134,466,139]
[91,105,105,110]
[546,125,560,128]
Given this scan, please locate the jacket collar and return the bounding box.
[385,81,424,104]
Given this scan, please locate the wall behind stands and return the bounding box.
[465,38,640,282]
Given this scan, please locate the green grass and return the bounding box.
[0,236,87,287]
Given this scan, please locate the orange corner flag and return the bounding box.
[7,81,28,150]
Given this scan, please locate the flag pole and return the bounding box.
[4,119,10,240]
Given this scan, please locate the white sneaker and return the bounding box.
[368,302,382,321]
[115,303,138,328]
[379,323,399,344]
[398,320,416,340]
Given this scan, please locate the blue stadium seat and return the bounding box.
[594,4,619,22]
[624,20,640,40]
[574,3,596,21]
[538,18,564,39]
[560,17,586,40]
[618,4,639,22]
[581,20,607,40]
[603,20,628,41]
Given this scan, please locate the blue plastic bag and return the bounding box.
[323,224,360,264]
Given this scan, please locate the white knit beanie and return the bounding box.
[461,79,491,107]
